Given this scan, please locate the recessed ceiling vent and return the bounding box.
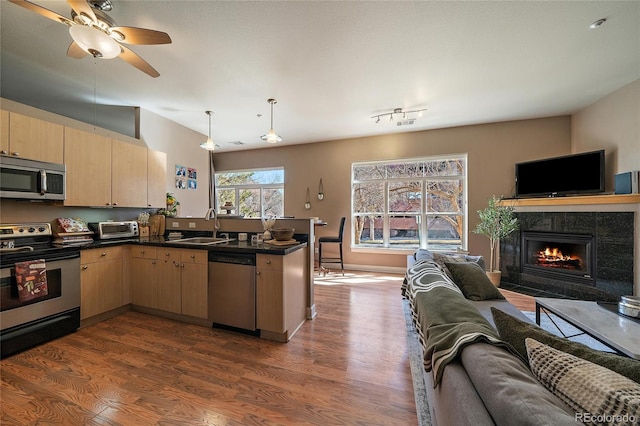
[396,119,415,126]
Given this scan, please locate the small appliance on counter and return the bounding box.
[88,221,139,240]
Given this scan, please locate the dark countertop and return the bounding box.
[80,236,307,255]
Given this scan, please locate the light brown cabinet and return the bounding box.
[65,127,165,208]
[147,149,167,208]
[0,110,9,156]
[256,249,306,341]
[64,127,112,206]
[129,247,208,319]
[80,246,124,320]
[1,111,64,163]
[112,139,148,207]
[130,246,159,309]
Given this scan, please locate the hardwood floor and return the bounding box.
[1,271,419,425]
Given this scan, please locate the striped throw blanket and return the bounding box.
[404,259,520,387]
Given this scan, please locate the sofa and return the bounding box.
[403,250,640,426]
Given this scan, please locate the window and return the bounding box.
[352,155,467,251]
[215,168,284,218]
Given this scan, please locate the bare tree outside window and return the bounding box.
[352,156,466,250]
[216,169,284,218]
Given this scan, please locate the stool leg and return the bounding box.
[339,242,344,276]
[318,243,323,275]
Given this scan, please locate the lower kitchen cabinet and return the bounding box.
[80,246,123,320]
[129,247,208,319]
[256,249,306,341]
[130,246,158,309]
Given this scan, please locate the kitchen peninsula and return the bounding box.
[80,217,313,343]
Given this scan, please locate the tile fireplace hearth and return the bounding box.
[500,211,634,302]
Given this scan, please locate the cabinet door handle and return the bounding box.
[140,250,145,254]
[113,202,118,206]
[101,252,107,257]
[152,260,156,264]
[165,252,170,256]
[256,271,261,276]
[12,152,20,156]
[0,150,7,155]
[266,260,271,264]
[190,255,195,259]
[82,265,88,270]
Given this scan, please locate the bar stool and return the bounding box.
[318,217,345,275]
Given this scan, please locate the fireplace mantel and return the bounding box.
[498,194,640,208]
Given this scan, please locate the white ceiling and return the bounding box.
[1,1,639,152]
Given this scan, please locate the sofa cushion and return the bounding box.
[491,307,640,383]
[461,343,577,425]
[444,261,505,301]
[525,338,640,420]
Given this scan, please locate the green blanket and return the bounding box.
[405,260,523,387]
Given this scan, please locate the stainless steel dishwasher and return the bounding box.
[208,252,257,332]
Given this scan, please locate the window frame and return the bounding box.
[214,167,285,218]
[351,154,468,253]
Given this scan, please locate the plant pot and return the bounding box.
[486,271,502,287]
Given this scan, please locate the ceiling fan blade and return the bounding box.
[67,41,89,59]
[67,0,97,24]
[8,0,73,25]
[119,45,160,78]
[110,26,172,45]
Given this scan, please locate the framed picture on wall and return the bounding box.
[188,168,197,179]
[176,165,186,177]
[188,179,197,190]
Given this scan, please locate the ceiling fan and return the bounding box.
[8,0,171,77]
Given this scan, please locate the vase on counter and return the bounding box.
[263,229,272,240]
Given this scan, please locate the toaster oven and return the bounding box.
[88,221,139,240]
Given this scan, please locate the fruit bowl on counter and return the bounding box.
[271,228,295,241]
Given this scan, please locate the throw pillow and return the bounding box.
[432,252,486,278]
[525,338,640,421]
[491,307,640,384]
[444,261,505,301]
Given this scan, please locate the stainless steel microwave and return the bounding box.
[0,156,66,200]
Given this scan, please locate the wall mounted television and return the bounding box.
[515,150,605,198]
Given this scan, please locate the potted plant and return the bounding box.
[473,195,519,286]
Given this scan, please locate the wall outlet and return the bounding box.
[189,222,196,228]
[172,222,179,228]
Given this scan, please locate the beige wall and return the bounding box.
[572,79,640,191]
[138,109,210,218]
[212,117,572,269]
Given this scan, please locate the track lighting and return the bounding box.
[200,111,216,151]
[261,99,282,144]
[372,107,427,124]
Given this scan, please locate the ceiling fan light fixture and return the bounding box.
[260,99,282,144]
[69,25,120,59]
[200,111,216,151]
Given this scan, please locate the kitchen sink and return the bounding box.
[165,237,234,245]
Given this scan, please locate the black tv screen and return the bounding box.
[515,150,605,198]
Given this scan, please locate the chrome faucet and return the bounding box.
[204,207,220,237]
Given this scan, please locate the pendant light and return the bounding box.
[200,110,216,151]
[261,98,282,144]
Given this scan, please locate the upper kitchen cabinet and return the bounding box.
[147,149,166,208]
[1,111,64,163]
[65,127,165,208]
[64,127,112,206]
[112,139,147,207]
[0,110,8,155]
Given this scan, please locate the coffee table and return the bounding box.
[535,297,640,360]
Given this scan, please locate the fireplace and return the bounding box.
[521,231,594,285]
[500,211,634,302]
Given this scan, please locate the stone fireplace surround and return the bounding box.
[497,195,639,302]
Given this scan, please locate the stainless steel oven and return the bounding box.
[0,223,80,358]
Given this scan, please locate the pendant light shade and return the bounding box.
[69,25,121,59]
[261,98,282,144]
[200,110,216,151]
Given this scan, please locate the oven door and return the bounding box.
[0,256,80,331]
